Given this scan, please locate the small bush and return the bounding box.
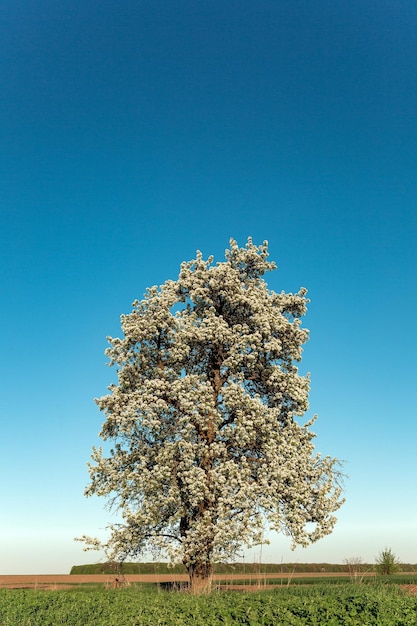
[376,548,401,576]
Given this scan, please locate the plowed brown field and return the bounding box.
[0,571,369,590]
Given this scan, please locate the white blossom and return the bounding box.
[78,238,344,590]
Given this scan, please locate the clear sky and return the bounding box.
[1,0,416,574]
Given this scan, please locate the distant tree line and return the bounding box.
[70,561,416,576]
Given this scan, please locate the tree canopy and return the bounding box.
[79,238,343,592]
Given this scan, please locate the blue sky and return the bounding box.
[1,0,416,574]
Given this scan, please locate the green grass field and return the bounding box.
[215,573,417,587]
[1,583,417,625]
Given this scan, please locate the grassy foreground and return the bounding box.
[1,584,417,625]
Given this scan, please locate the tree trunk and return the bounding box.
[186,560,213,594]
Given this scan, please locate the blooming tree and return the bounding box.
[79,238,343,592]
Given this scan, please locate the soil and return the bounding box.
[0,573,416,592]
